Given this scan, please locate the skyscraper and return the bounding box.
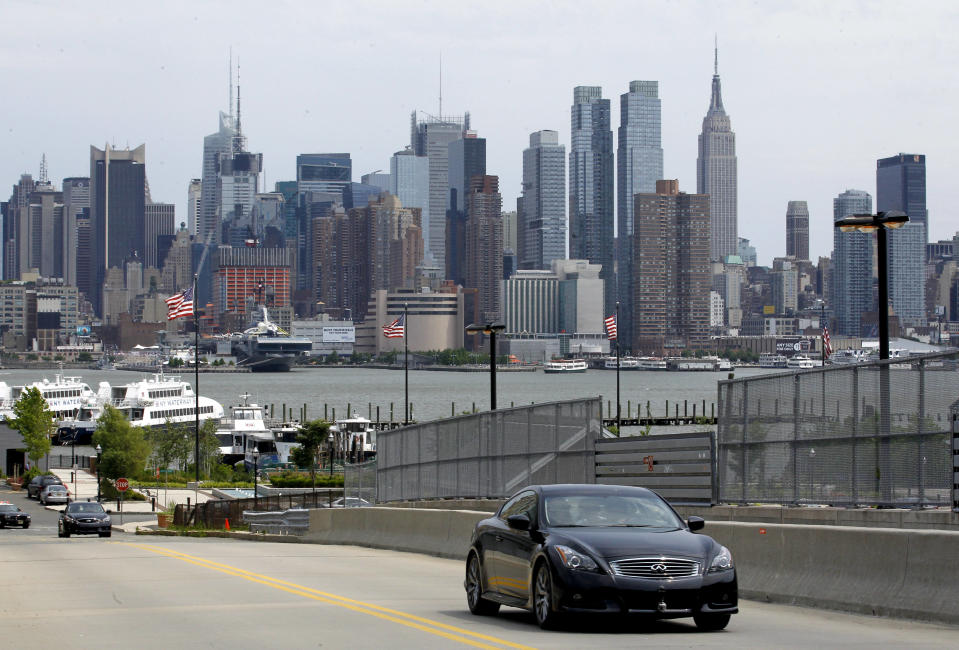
[200,112,236,245]
[832,189,873,336]
[877,153,927,323]
[411,110,469,269]
[632,180,710,355]
[144,203,175,269]
[786,201,809,260]
[697,44,738,262]
[62,177,90,289]
[519,130,566,270]
[390,148,428,219]
[187,179,201,236]
[618,80,663,347]
[465,175,503,321]
[446,133,486,286]
[89,144,147,315]
[569,86,614,316]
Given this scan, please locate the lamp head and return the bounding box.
[95,444,102,454]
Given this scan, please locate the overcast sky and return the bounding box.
[2,0,956,266]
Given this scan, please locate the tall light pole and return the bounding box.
[466,322,506,410]
[252,448,259,508]
[835,210,909,505]
[95,444,102,503]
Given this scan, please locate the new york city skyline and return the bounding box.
[1,0,955,266]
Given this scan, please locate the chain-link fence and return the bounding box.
[344,459,377,505]
[376,397,601,503]
[718,350,959,507]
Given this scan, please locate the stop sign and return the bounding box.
[115,478,129,492]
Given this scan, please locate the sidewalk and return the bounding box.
[48,468,216,514]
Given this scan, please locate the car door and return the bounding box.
[496,491,539,601]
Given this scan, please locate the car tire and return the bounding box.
[465,553,500,616]
[533,561,561,630]
[22,523,29,529]
[694,613,731,631]
[99,531,111,538]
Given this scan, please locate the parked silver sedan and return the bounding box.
[40,484,70,506]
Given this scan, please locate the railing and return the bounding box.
[45,454,92,470]
[242,508,310,535]
[176,491,343,528]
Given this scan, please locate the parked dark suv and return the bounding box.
[27,474,63,499]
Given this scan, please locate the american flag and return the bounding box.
[166,286,194,320]
[604,314,617,340]
[382,314,405,339]
[823,325,832,358]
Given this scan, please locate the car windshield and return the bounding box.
[67,503,105,514]
[0,504,17,513]
[542,493,684,528]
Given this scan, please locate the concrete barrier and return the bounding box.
[305,507,959,623]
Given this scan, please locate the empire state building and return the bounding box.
[697,44,738,261]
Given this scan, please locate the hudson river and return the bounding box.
[2,365,778,427]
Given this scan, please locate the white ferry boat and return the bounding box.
[543,359,588,374]
[603,356,639,370]
[786,354,816,370]
[109,372,224,428]
[827,349,869,365]
[667,357,716,371]
[759,353,788,368]
[216,394,272,466]
[635,357,668,371]
[0,374,98,422]
[332,412,377,463]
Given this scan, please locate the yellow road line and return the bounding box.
[119,542,537,650]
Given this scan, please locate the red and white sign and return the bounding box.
[115,478,129,492]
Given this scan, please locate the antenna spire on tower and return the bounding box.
[39,153,48,184]
[714,34,718,75]
[438,53,443,119]
[229,47,234,121]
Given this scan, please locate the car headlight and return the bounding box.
[64,516,75,523]
[709,546,734,572]
[554,545,599,571]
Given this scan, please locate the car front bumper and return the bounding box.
[550,565,738,617]
[1,516,30,526]
[64,519,112,534]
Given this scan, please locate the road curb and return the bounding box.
[134,528,303,543]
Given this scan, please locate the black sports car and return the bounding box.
[0,503,30,528]
[464,484,737,630]
[58,501,112,538]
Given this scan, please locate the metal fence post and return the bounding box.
[740,382,748,504]
[793,373,801,505]
[851,366,859,506]
[918,358,926,506]
[953,413,959,513]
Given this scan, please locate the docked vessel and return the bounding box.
[786,354,816,370]
[667,357,717,371]
[635,357,668,371]
[543,359,588,373]
[759,353,788,368]
[229,307,312,372]
[332,412,377,463]
[216,394,273,466]
[0,373,98,422]
[603,356,639,370]
[827,349,869,365]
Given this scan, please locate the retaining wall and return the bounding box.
[305,507,959,624]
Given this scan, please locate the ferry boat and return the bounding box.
[667,357,716,371]
[827,348,869,365]
[543,359,588,374]
[332,412,377,463]
[759,353,788,368]
[108,372,224,428]
[635,357,668,371]
[0,374,98,422]
[216,394,272,466]
[603,356,639,370]
[786,354,816,370]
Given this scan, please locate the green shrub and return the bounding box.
[268,471,343,488]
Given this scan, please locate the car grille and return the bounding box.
[610,557,701,579]
[79,518,100,524]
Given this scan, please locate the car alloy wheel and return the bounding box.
[465,554,499,616]
[534,562,560,630]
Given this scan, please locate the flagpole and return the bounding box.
[615,301,621,434]
[404,302,409,425]
[194,273,199,483]
[821,303,826,367]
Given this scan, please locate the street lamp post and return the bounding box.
[252,449,259,508]
[328,432,334,477]
[95,444,102,503]
[835,210,909,505]
[466,322,506,410]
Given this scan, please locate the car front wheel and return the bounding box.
[533,561,561,630]
[22,523,29,529]
[694,613,731,631]
[465,554,499,616]
[58,522,69,538]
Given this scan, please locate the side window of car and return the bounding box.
[499,491,536,521]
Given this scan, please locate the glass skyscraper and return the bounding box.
[833,189,874,336]
[569,86,614,317]
[877,153,927,324]
[520,130,566,270]
[617,80,663,348]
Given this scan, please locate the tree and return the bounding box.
[93,405,151,480]
[197,419,221,477]
[290,419,331,497]
[8,387,54,468]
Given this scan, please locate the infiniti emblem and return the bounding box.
[651,563,668,573]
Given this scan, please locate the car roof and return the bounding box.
[524,484,658,497]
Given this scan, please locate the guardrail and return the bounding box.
[242,508,310,535]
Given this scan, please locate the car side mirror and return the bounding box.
[106,509,113,514]
[506,513,530,531]
[687,516,705,532]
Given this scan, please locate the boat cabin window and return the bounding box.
[216,433,233,446]
[131,409,144,420]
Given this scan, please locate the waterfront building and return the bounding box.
[617,80,663,347]
[633,180,710,355]
[446,132,486,286]
[554,259,604,335]
[464,175,503,321]
[696,45,738,261]
[786,201,809,260]
[0,279,79,351]
[503,270,559,335]
[877,153,927,324]
[292,315,355,357]
[832,189,874,336]
[519,130,566,270]
[89,144,147,316]
[569,86,614,317]
[411,110,469,271]
[213,246,293,325]
[356,287,465,355]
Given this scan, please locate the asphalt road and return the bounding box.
[1,488,957,648]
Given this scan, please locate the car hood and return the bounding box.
[64,512,109,519]
[547,526,714,561]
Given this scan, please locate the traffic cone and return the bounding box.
[224,518,230,531]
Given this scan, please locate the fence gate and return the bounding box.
[594,431,716,505]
